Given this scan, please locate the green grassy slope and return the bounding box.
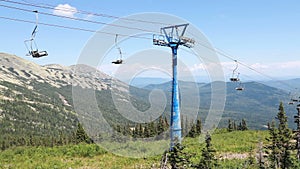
[0,130,269,169]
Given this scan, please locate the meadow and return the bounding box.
[0,130,269,169]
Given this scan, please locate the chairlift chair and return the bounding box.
[235,86,244,91]
[24,37,48,58]
[230,60,240,82]
[153,34,167,46]
[30,50,48,58]
[235,82,244,91]
[24,10,48,58]
[288,90,300,104]
[235,77,244,91]
[230,72,240,82]
[288,92,295,105]
[112,34,124,64]
[288,101,295,105]
[230,77,240,82]
[111,59,123,64]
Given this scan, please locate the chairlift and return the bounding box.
[288,101,295,105]
[179,36,195,48]
[230,60,240,82]
[112,60,123,64]
[24,10,48,58]
[112,34,123,64]
[288,89,300,105]
[153,34,167,46]
[235,81,244,91]
[288,92,295,105]
[236,87,244,91]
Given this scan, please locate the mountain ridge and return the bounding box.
[0,53,114,90]
[0,52,142,145]
[143,80,296,129]
[0,52,299,141]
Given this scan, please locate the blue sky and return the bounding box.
[0,0,300,80]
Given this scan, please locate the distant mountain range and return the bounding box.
[261,78,300,92]
[128,77,171,88]
[130,77,300,92]
[0,52,299,142]
[143,80,297,129]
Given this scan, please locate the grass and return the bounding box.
[99,139,169,158]
[212,129,269,153]
[0,130,269,169]
[182,130,269,168]
[0,143,160,169]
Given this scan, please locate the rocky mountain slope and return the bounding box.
[0,52,115,90]
[0,53,147,143]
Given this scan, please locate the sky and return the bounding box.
[0,0,300,82]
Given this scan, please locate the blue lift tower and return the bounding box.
[153,24,195,149]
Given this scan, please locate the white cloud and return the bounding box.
[250,63,269,69]
[186,60,300,80]
[53,4,77,18]
[277,61,300,69]
[189,63,205,72]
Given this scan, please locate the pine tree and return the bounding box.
[148,121,155,137]
[228,119,234,132]
[138,123,143,137]
[196,118,202,135]
[18,137,26,146]
[188,122,197,138]
[157,116,165,134]
[168,143,192,169]
[50,136,55,147]
[75,122,92,144]
[238,122,243,131]
[122,124,130,136]
[29,135,34,146]
[265,102,293,169]
[1,141,6,151]
[241,119,248,131]
[233,120,237,131]
[156,116,169,139]
[132,127,137,139]
[238,119,248,131]
[144,125,150,138]
[116,124,121,133]
[57,131,64,145]
[276,102,293,168]
[266,121,280,168]
[197,132,218,169]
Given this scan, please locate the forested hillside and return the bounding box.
[0,52,299,168]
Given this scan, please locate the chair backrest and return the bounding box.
[31,50,48,58]
[112,59,123,64]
